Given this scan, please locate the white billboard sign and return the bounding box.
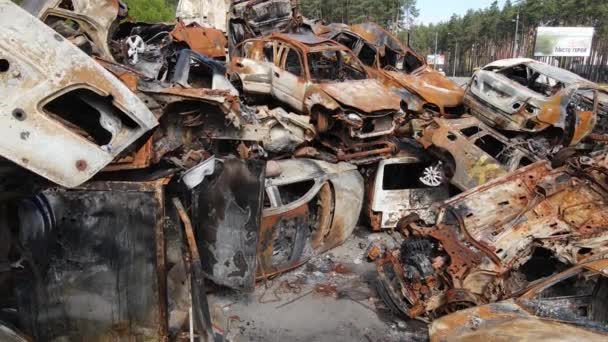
[427,54,445,65]
[535,27,594,57]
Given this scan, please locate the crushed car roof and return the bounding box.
[485,58,591,85]
[266,33,345,52]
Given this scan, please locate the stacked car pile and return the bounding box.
[0,0,607,340]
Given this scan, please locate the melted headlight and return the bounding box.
[346,113,364,127]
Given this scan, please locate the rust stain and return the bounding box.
[171,20,227,59]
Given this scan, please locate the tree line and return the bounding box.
[303,0,608,82]
[300,0,419,30]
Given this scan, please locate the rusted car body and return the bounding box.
[324,22,464,115]
[99,51,315,168]
[466,58,607,146]
[430,259,608,341]
[377,153,608,319]
[414,116,539,190]
[366,148,449,231]
[108,19,227,71]
[22,0,127,60]
[0,2,157,187]
[227,0,301,52]
[259,159,364,279]
[229,33,406,164]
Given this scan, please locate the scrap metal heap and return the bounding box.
[377,153,608,320]
[0,0,607,340]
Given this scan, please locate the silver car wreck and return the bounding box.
[466,58,606,146]
[0,1,157,187]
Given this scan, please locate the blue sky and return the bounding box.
[417,0,507,24]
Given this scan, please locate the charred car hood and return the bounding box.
[319,79,402,113]
[386,68,464,107]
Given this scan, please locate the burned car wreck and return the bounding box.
[365,143,450,231]
[227,0,302,52]
[195,158,363,291]
[24,0,228,67]
[377,153,608,320]
[324,22,465,116]
[466,58,607,146]
[22,0,129,61]
[430,259,608,341]
[229,33,406,164]
[414,116,539,190]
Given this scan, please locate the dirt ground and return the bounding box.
[208,227,429,342]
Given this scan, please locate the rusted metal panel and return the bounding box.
[0,2,157,187]
[171,21,227,59]
[317,79,402,113]
[430,260,608,341]
[384,69,465,114]
[430,300,608,342]
[104,137,154,171]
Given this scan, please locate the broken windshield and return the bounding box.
[307,50,368,82]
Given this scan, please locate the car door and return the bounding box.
[517,268,607,328]
[257,178,327,279]
[271,44,307,112]
[233,40,275,94]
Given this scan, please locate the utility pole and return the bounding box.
[513,7,520,58]
[434,31,438,70]
[453,40,458,77]
[473,43,478,69]
[448,32,458,77]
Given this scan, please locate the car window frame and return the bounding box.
[278,43,305,78]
